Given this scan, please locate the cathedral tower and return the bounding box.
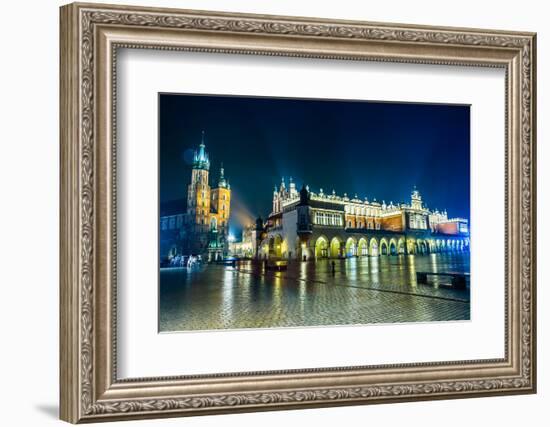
[211,163,231,234]
[187,132,211,249]
[184,131,231,259]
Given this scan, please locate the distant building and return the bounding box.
[228,226,255,258]
[159,132,231,262]
[259,180,469,260]
[159,198,187,261]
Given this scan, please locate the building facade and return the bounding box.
[228,225,255,259]
[159,133,231,262]
[259,179,469,260]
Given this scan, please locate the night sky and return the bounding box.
[159,93,470,233]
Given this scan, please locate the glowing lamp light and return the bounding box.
[228,234,236,243]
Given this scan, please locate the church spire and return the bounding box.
[218,162,228,188]
[193,130,210,170]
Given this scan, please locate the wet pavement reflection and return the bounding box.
[159,253,470,332]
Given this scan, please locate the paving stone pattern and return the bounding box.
[160,253,470,332]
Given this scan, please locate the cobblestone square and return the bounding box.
[160,253,470,332]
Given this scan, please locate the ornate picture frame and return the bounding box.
[60,2,536,423]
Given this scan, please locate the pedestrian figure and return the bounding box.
[331,260,336,275]
[303,255,307,262]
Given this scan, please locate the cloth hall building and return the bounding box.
[259,178,469,260]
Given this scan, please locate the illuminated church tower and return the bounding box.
[210,163,231,234]
[187,131,211,237]
[185,131,231,260]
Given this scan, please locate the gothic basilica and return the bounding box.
[160,132,231,262]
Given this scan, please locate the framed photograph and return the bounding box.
[60,2,537,423]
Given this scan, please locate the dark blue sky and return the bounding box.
[159,94,470,227]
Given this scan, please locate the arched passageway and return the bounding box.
[315,236,328,258]
[380,239,388,256]
[270,235,283,258]
[389,238,397,255]
[330,238,342,258]
[397,238,405,254]
[369,238,379,256]
[416,240,427,255]
[358,238,368,256]
[345,238,357,257]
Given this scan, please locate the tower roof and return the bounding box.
[218,163,228,188]
[192,131,210,170]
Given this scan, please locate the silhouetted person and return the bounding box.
[331,261,336,275]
